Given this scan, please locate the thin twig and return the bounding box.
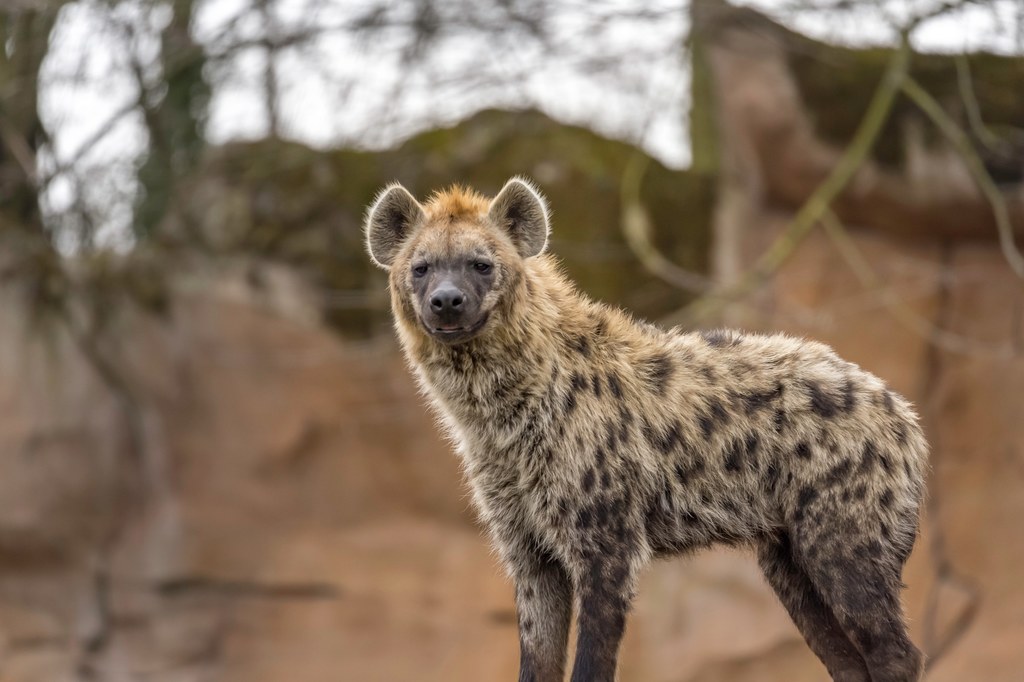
[954,55,1000,151]
[901,76,1024,279]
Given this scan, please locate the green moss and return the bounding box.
[191,110,715,338]
[788,41,1024,168]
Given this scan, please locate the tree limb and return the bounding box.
[901,76,1024,279]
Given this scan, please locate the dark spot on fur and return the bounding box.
[575,507,593,529]
[644,418,684,455]
[674,459,705,486]
[763,461,781,492]
[858,440,878,475]
[681,509,702,526]
[879,452,894,474]
[607,372,623,400]
[879,488,895,508]
[564,372,588,414]
[700,365,715,382]
[701,329,741,348]
[724,439,744,472]
[853,483,868,500]
[842,378,857,412]
[617,419,631,447]
[699,398,730,438]
[600,470,611,490]
[603,424,618,453]
[745,433,760,470]
[641,354,674,395]
[674,463,690,485]
[823,457,854,488]
[796,486,818,521]
[773,408,788,434]
[743,383,784,413]
[892,420,908,445]
[582,467,596,494]
[795,441,812,460]
[570,334,591,357]
[807,382,840,418]
[591,373,602,398]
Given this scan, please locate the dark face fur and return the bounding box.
[409,250,496,345]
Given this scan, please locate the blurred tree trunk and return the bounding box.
[0,6,58,236]
[135,0,209,239]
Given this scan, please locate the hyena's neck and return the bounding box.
[398,255,590,427]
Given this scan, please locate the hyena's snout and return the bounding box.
[428,281,465,321]
[416,266,492,344]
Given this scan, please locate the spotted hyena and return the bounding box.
[364,177,927,682]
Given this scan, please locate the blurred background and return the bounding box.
[1,0,1023,680]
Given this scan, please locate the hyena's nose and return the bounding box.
[430,285,464,314]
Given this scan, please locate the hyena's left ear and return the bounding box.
[488,177,550,258]
[365,183,426,269]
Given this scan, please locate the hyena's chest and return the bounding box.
[465,401,655,551]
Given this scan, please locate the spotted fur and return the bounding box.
[366,180,928,682]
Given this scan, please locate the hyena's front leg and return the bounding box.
[568,551,641,682]
[512,546,573,682]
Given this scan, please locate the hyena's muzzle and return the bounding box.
[412,259,495,344]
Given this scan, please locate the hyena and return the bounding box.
[364,177,927,682]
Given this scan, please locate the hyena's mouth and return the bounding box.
[424,312,489,344]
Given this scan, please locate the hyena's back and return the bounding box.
[546,322,926,557]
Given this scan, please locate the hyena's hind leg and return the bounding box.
[793,497,924,682]
[757,534,871,682]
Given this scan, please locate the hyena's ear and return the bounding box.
[487,177,550,258]
[365,183,425,269]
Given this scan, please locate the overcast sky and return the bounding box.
[35,0,1024,247]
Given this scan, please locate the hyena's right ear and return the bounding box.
[365,183,425,269]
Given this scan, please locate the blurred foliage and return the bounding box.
[167,109,714,337]
[0,9,54,234]
[135,0,211,238]
[790,43,1024,177]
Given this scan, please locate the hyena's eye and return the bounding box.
[473,261,492,274]
[412,263,429,277]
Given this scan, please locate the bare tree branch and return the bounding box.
[902,76,1024,279]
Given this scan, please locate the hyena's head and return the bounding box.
[364,177,550,345]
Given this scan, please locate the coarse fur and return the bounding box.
[365,178,928,682]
